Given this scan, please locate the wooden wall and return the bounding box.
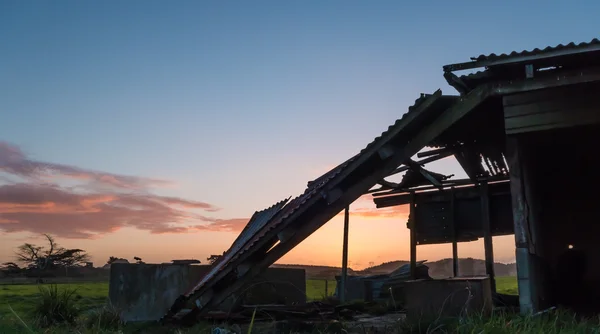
[503,82,600,134]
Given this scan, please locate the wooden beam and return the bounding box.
[443,71,470,95]
[377,180,398,189]
[409,192,417,279]
[480,181,496,293]
[407,159,443,188]
[340,206,350,303]
[506,136,536,314]
[387,149,455,177]
[493,65,600,96]
[417,146,456,159]
[450,188,459,277]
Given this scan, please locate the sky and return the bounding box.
[0,1,598,270]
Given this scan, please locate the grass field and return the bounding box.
[0,277,517,320]
[11,276,600,333]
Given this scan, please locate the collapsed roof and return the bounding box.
[161,38,600,324]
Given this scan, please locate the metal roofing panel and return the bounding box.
[443,38,600,72]
[471,38,600,62]
[183,197,290,296]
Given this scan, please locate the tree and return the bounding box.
[133,256,144,264]
[15,234,91,272]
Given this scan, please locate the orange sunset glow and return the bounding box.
[0,139,516,269]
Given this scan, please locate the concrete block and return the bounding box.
[404,277,493,320]
[108,264,305,322]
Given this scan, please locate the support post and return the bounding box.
[506,136,538,314]
[481,181,496,293]
[340,206,350,303]
[409,192,417,279]
[450,188,459,277]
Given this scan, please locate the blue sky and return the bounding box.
[0,1,598,267]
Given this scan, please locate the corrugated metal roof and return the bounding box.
[443,38,600,72]
[163,91,458,321]
[183,197,290,296]
[472,38,600,62]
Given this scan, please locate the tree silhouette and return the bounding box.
[14,234,90,282]
[15,234,90,269]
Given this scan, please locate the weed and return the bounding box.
[84,302,123,331]
[32,284,81,328]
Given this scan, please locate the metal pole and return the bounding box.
[340,206,350,303]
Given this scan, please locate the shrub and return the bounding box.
[31,284,80,328]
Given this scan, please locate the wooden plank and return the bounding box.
[480,182,496,293]
[505,107,600,134]
[503,95,600,117]
[502,81,600,107]
[494,65,600,96]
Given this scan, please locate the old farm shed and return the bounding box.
[160,38,600,323]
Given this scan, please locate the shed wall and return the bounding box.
[503,82,600,134]
[511,124,600,313]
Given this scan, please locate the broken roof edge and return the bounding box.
[305,92,458,188]
[442,38,600,73]
[232,196,292,241]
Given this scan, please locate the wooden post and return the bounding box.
[340,206,350,303]
[409,192,417,279]
[324,280,328,297]
[481,181,496,293]
[506,135,538,314]
[450,188,459,277]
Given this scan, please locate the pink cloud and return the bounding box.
[0,183,248,238]
[0,141,171,190]
[0,141,247,238]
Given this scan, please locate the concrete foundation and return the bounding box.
[108,263,306,322]
[403,277,493,320]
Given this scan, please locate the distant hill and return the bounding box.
[272,258,516,279]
